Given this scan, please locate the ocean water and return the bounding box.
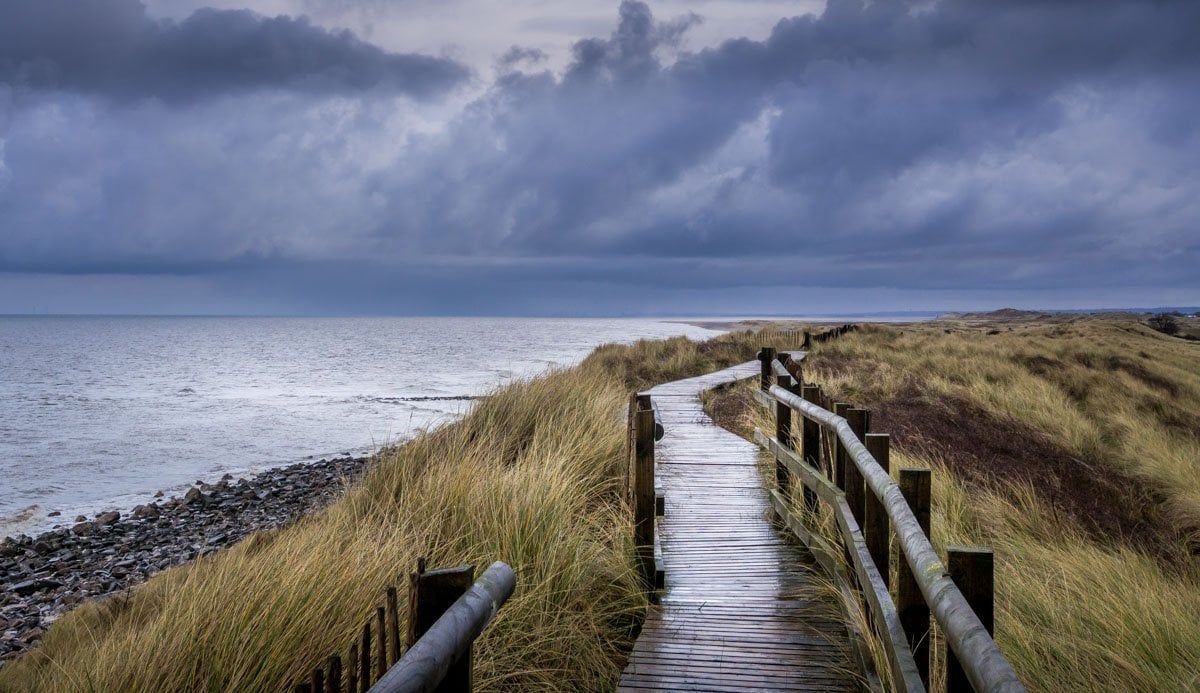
[0,317,720,537]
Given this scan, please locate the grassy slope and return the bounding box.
[714,317,1200,692]
[19,318,1192,691]
[0,331,779,692]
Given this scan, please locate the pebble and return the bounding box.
[0,455,369,665]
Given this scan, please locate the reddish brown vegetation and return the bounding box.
[869,387,1184,566]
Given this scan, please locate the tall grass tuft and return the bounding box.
[712,316,1200,692]
[0,367,643,692]
[0,326,803,693]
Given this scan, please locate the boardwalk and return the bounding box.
[618,361,859,692]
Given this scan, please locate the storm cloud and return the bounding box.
[0,0,469,101]
[1,0,1198,314]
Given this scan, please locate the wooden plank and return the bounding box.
[618,360,858,692]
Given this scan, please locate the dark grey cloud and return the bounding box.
[498,46,548,70]
[0,0,469,101]
[365,0,1199,283]
[1,0,1198,314]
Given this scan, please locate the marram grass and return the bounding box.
[713,316,1200,692]
[0,367,641,692]
[0,328,784,693]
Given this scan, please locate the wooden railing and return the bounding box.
[754,323,859,350]
[753,345,1024,692]
[627,393,664,599]
[290,560,515,693]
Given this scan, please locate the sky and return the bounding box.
[0,0,1197,316]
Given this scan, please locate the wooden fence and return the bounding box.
[752,342,1024,692]
[627,393,665,599]
[289,560,515,693]
[755,324,859,350]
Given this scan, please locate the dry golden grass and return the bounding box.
[1,367,644,692]
[711,316,1200,692]
[14,316,1192,692]
[0,327,810,693]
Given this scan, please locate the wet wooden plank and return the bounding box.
[617,362,859,691]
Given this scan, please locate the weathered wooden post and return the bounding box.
[406,562,476,691]
[626,392,638,502]
[360,623,371,692]
[947,548,996,693]
[758,347,776,391]
[898,468,932,687]
[775,371,793,498]
[779,352,803,384]
[348,642,359,693]
[863,434,890,588]
[844,408,870,525]
[375,606,387,681]
[634,397,657,592]
[832,403,851,488]
[328,655,343,693]
[800,384,823,513]
[385,586,401,666]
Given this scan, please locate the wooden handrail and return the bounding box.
[764,381,1024,692]
[369,561,516,693]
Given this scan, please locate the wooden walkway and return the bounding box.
[618,361,859,692]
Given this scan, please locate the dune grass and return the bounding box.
[0,328,797,692]
[14,316,1192,691]
[710,316,1200,692]
[0,367,642,691]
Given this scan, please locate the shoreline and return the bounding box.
[674,317,934,331]
[0,454,370,664]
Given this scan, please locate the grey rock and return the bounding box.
[11,579,62,596]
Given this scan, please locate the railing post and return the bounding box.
[375,606,387,682]
[634,399,657,592]
[775,372,793,498]
[758,347,776,391]
[898,468,932,688]
[947,548,996,693]
[863,434,890,589]
[779,352,803,384]
[626,392,637,503]
[359,623,371,693]
[844,408,870,525]
[800,384,822,514]
[328,655,343,693]
[385,587,401,667]
[832,403,850,489]
[406,563,476,692]
[374,562,516,693]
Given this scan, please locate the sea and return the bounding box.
[0,316,723,538]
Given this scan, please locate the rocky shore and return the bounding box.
[0,454,370,664]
